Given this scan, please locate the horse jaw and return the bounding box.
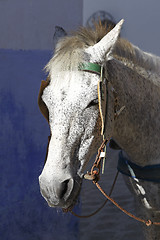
[86,19,124,63]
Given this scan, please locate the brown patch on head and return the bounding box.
[38,77,50,122]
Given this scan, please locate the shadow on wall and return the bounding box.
[0,49,79,240]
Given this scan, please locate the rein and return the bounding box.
[67,62,160,227]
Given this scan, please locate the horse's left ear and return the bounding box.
[53,26,67,51]
[86,19,124,62]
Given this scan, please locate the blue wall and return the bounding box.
[0,49,79,240]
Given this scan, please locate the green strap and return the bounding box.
[78,62,101,75]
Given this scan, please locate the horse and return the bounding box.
[38,20,160,239]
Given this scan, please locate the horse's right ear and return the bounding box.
[53,26,67,50]
[86,19,124,63]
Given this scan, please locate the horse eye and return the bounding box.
[86,99,98,108]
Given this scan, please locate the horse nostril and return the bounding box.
[56,179,70,199]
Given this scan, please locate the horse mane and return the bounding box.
[45,21,160,79]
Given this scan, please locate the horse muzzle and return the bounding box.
[39,174,82,208]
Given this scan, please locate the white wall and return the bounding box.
[0,0,82,50]
[83,0,160,56]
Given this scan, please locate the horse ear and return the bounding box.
[53,26,67,50]
[86,19,124,62]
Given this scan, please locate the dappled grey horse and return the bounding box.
[38,20,160,239]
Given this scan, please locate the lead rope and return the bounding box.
[70,140,160,226]
[95,181,155,227]
[70,156,160,226]
[70,171,119,218]
[69,138,118,218]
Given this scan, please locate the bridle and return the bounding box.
[80,61,121,172]
[68,62,160,227]
[79,62,107,137]
[79,62,109,174]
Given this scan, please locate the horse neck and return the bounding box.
[113,38,160,76]
[106,41,160,166]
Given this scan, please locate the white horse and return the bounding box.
[38,20,160,239]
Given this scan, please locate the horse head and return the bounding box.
[38,20,124,209]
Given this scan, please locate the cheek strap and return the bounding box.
[79,62,108,174]
[97,65,107,137]
[79,62,106,136]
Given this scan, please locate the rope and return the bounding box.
[69,136,160,226]
[95,178,160,227]
[70,171,119,218]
